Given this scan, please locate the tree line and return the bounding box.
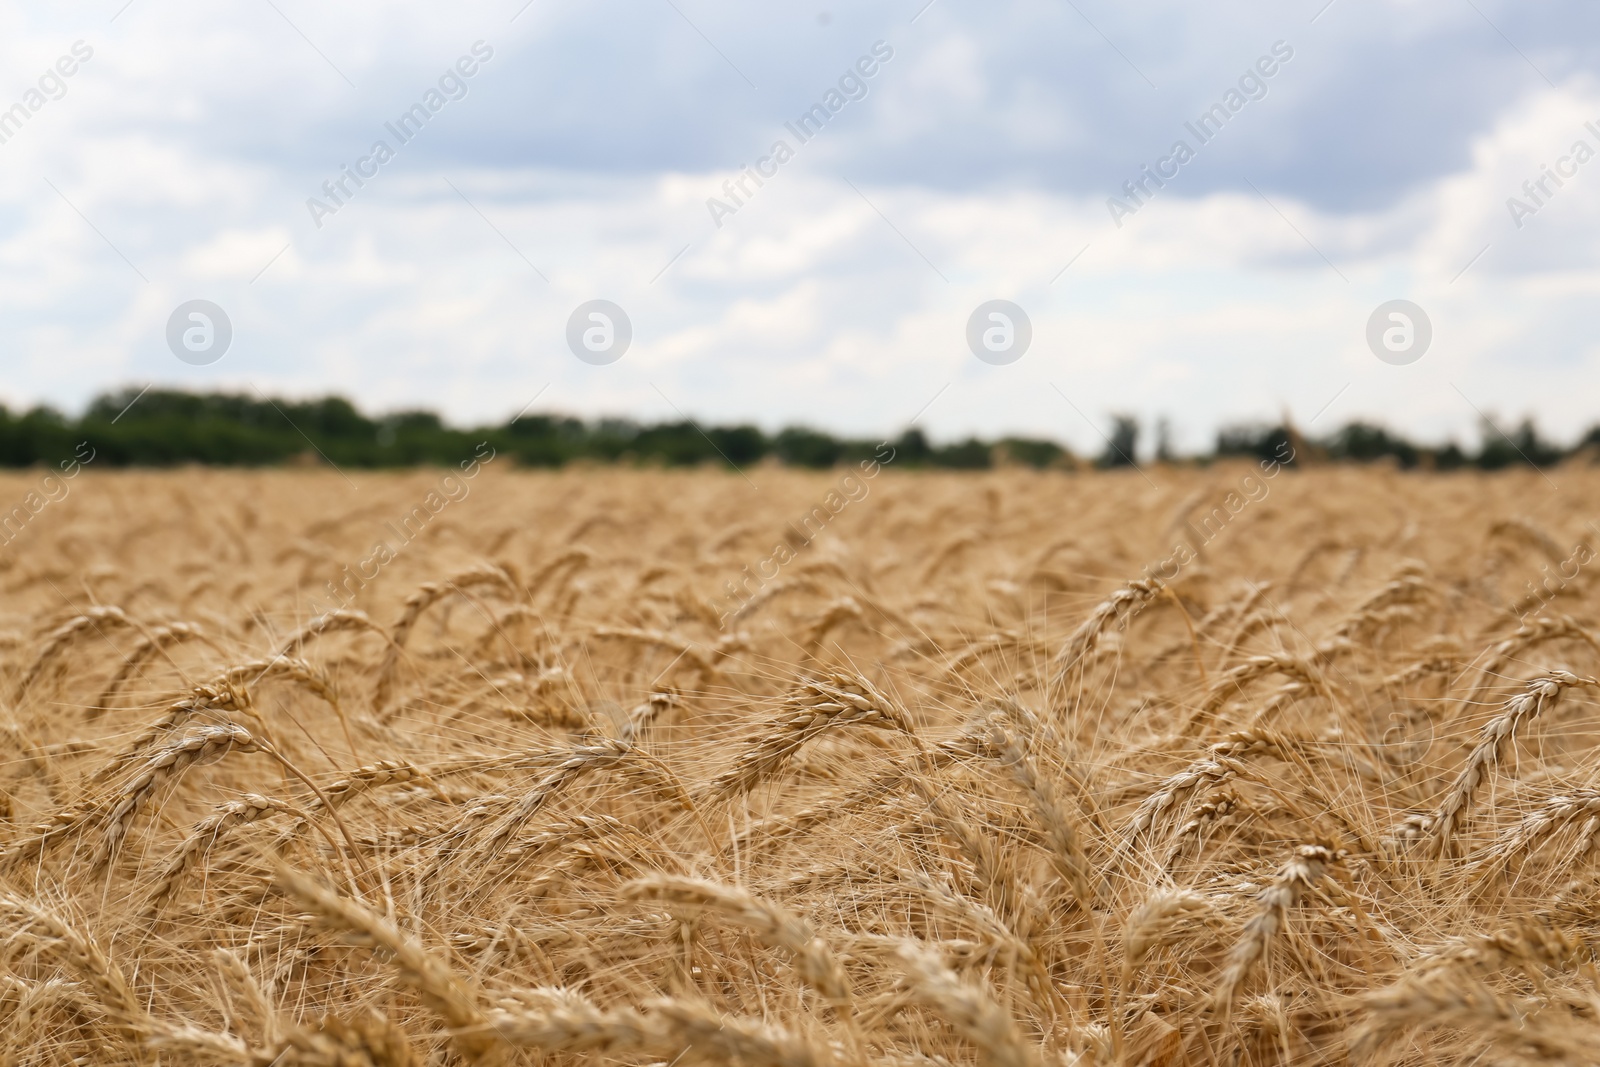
[0,389,1585,471]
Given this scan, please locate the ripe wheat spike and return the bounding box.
[16,605,139,701]
[623,873,852,1005]
[1403,670,1598,855]
[1214,844,1338,1019]
[0,465,1597,1064]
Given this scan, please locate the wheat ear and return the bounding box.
[144,794,311,916]
[259,1014,422,1066]
[95,723,264,872]
[274,864,503,1064]
[1122,889,1218,978]
[1214,844,1337,1019]
[973,720,1094,908]
[1183,653,1332,738]
[619,689,680,741]
[15,605,138,701]
[894,942,1039,1067]
[1475,788,1600,878]
[1420,671,1596,856]
[469,738,660,862]
[93,621,214,713]
[1356,966,1600,1062]
[274,608,391,659]
[211,948,283,1046]
[99,721,370,887]
[623,873,852,1005]
[703,673,912,801]
[373,564,520,711]
[475,992,843,1067]
[0,894,151,1060]
[93,680,254,785]
[1460,616,1600,711]
[1051,577,1164,682]
[217,656,360,759]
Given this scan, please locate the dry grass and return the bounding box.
[1,463,1599,1065]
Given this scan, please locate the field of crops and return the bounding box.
[1,463,1597,1066]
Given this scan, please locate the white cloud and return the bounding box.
[2,0,1599,453]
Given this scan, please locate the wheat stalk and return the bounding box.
[16,605,139,701]
[1051,577,1164,682]
[1413,671,1597,856]
[703,673,913,801]
[0,893,151,1060]
[624,873,851,1005]
[94,621,214,713]
[1213,844,1337,1019]
[274,864,503,1064]
[373,564,520,711]
[894,942,1039,1067]
[475,992,845,1067]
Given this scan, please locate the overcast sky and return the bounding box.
[2,0,1598,452]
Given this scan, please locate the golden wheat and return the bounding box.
[0,465,1597,1066]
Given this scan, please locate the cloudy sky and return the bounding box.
[2,0,1598,452]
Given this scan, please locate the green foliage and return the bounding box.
[1098,415,1139,468]
[997,437,1066,469]
[1,390,1594,472]
[1215,424,1296,466]
[1216,416,1579,471]
[1326,422,1420,467]
[773,428,845,469]
[1475,418,1563,470]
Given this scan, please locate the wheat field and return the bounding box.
[1,462,1597,1065]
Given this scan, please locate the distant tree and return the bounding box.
[892,428,934,467]
[997,437,1067,469]
[708,425,767,466]
[1215,424,1294,465]
[1431,442,1469,470]
[1098,415,1139,468]
[773,428,842,468]
[1476,417,1561,470]
[4,388,1592,472]
[1326,422,1420,468]
[932,438,992,470]
[1155,417,1176,463]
